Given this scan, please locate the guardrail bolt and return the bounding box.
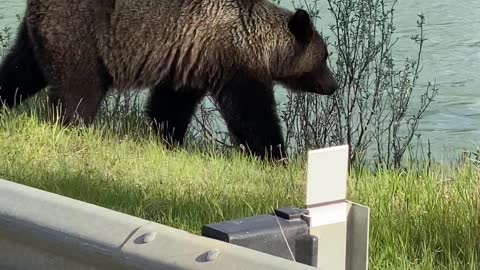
[206,248,221,261]
[142,232,157,243]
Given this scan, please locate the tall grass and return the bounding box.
[0,107,479,269]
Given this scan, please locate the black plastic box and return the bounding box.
[201,207,317,266]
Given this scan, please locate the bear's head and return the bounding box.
[274,9,338,96]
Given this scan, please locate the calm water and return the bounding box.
[1,0,479,160]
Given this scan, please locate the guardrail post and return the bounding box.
[202,145,370,270]
[301,145,369,270]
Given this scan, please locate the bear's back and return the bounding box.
[26,0,295,91]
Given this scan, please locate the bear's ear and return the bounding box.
[288,9,314,44]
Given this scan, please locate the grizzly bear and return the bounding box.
[0,0,338,161]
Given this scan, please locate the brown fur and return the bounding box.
[26,0,334,93]
[1,0,338,161]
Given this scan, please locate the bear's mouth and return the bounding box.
[304,82,335,96]
[314,77,338,96]
[311,64,338,96]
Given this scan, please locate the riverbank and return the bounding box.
[2,0,480,162]
[0,104,478,269]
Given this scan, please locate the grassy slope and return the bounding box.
[0,110,479,269]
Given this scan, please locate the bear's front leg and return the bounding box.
[146,80,205,147]
[213,72,287,162]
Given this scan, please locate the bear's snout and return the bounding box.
[317,68,338,96]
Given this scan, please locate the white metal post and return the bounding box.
[301,145,369,270]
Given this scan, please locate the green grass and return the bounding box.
[0,107,479,269]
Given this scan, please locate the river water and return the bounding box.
[1,0,479,161]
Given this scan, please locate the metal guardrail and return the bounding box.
[0,178,319,270]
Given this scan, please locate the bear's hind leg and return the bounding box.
[29,12,112,126]
[146,81,205,146]
[213,73,287,162]
[47,60,111,126]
